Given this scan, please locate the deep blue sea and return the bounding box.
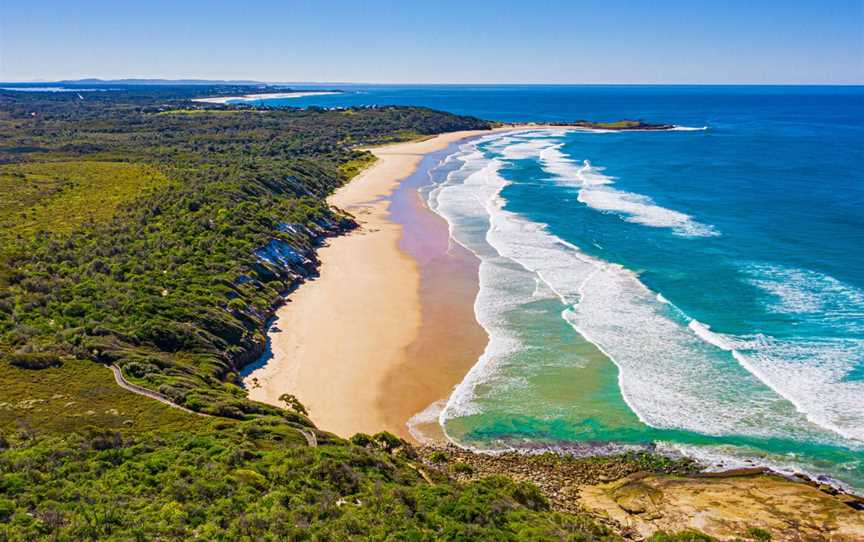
[260,85,864,491]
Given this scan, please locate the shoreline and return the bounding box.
[244,127,512,439]
[244,125,585,439]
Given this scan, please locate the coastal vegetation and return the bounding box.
[0,89,491,420]
[570,120,675,130]
[0,87,645,541]
[514,120,679,131]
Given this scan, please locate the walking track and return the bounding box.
[108,364,318,446]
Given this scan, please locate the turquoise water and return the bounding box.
[260,86,864,491]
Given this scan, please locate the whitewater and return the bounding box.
[426,130,864,491]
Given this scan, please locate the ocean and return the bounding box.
[257,85,864,491]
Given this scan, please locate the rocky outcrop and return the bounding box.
[416,444,864,542]
[255,239,315,276]
[580,471,864,541]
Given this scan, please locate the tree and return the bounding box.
[278,393,308,416]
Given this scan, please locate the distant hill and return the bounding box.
[58,78,268,86]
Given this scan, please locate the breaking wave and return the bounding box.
[539,145,719,237]
[430,131,863,451]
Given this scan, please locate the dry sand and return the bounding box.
[191,91,341,104]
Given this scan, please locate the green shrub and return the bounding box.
[371,431,403,452]
[747,526,772,542]
[85,428,123,451]
[427,450,449,463]
[648,531,717,542]
[0,498,14,523]
[350,433,372,447]
[314,459,361,494]
[452,462,474,475]
[123,361,160,378]
[7,352,62,370]
[227,298,246,312]
[184,395,205,411]
[233,469,268,491]
[213,403,246,419]
[510,480,548,511]
[278,393,308,416]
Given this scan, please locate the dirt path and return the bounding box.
[298,428,318,447]
[107,364,319,447]
[108,365,203,415]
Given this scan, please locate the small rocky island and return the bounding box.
[512,119,684,131]
[573,119,679,130]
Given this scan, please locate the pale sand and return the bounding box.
[244,125,571,440]
[191,91,341,104]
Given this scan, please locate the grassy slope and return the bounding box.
[0,360,207,436]
[0,161,171,240]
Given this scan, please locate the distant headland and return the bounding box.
[504,119,689,131]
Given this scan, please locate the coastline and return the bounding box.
[241,123,864,497]
[244,128,504,439]
[244,125,588,439]
[241,122,706,440]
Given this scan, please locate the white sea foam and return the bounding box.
[428,155,533,422]
[669,125,709,131]
[731,336,864,442]
[688,320,735,351]
[497,139,556,160]
[747,265,864,325]
[655,441,860,494]
[643,265,864,443]
[538,145,719,237]
[433,132,861,450]
[406,400,447,444]
[709,264,864,441]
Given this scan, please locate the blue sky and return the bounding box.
[1,0,861,84]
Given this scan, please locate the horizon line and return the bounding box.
[2,79,863,87]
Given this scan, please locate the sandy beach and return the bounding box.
[191,91,341,104]
[243,129,491,439]
[244,125,578,440]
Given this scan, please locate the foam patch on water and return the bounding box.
[714,264,864,441]
[747,264,864,327]
[730,344,864,442]
[688,320,736,351]
[539,145,719,237]
[669,125,709,131]
[656,272,864,443]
